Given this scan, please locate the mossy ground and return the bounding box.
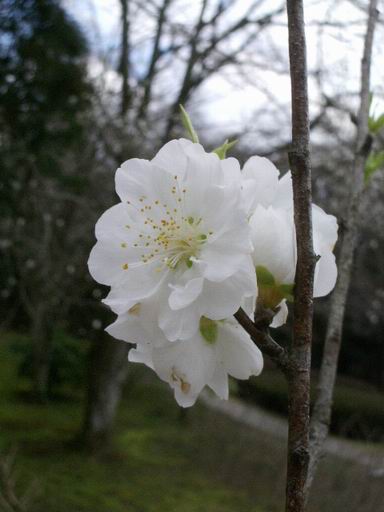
[0,333,383,512]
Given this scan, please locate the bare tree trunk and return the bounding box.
[119,0,131,117]
[81,334,129,451]
[80,1,133,451]
[306,0,378,496]
[31,307,51,402]
[285,1,315,511]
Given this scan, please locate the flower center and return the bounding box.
[158,217,207,269]
[122,176,213,271]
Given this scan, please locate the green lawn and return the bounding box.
[0,333,383,512]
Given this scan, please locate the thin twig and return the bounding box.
[285,1,316,511]
[306,0,379,497]
[234,308,289,373]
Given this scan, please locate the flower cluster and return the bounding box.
[88,138,337,407]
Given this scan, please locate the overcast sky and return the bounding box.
[64,0,383,142]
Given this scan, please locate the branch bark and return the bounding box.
[137,0,172,121]
[234,307,289,373]
[285,1,315,511]
[306,0,378,496]
[120,0,131,116]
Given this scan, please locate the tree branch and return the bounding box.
[285,1,316,511]
[119,0,131,116]
[306,0,379,497]
[162,1,285,142]
[234,307,289,373]
[137,0,172,121]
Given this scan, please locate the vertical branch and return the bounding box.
[120,0,131,116]
[137,0,172,122]
[306,0,378,496]
[162,0,209,142]
[285,1,315,511]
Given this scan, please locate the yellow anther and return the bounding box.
[128,303,141,316]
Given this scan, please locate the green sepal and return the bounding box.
[364,150,384,184]
[256,265,275,286]
[179,105,199,143]
[199,316,218,344]
[186,258,193,268]
[212,139,238,159]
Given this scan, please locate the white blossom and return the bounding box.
[88,139,256,341]
[107,307,263,408]
[88,139,339,409]
[242,158,338,327]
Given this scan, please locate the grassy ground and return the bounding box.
[0,333,383,512]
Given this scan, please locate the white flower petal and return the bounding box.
[115,158,153,203]
[88,242,131,287]
[128,345,154,369]
[158,300,201,341]
[314,252,338,298]
[273,171,293,210]
[103,266,168,313]
[218,323,263,379]
[250,205,296,284]
[199,261,256,320]
[313,205,338,252]
[198,250,250,282]
[242,156,280,213]
[270,300,289,328]
[106,313,148,343]
[168,277,204,310]
[151,337,215,408]
[208,365,229,400]
[220,157,242,185]
[151,138,205,179]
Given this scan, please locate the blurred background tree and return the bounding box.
[0,0,93,400]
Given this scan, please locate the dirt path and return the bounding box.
[201,391,384,477]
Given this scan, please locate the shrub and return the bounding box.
[11,329,88,398]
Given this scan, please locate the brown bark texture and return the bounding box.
[285,1,316,511]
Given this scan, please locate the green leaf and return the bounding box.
[199,317,218,344]
[256,266,275,287]
[364,150,384,184]
[368,113,384,134]
[212,139,238,159]
[179,105,199,143]
[278,284,294,302]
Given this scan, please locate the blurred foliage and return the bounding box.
[0,0,91,181]
[0,334,383,512]
[364,150,384,183]
[0,334,264,512]
[10,330,89,398]
[238,370,384,442]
